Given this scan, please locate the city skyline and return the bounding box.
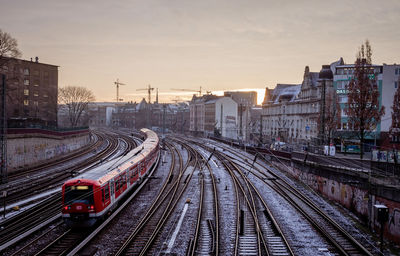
[1,0,399,104]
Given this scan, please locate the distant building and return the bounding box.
[262,61,338,144]
[376,64,400,147]
[0,57,58,127]
[204,97,238,139]
[224,91,257,106]
[381,64,400,133]
[189,94,219,136]
[87,102,117,127]
[333,62,383,144]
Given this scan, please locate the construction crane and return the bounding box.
[137,84,154,103]
[171,86,204,96]
[114,79,125,101]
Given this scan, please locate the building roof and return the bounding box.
[309,72,319,87]
[270,84,301,103]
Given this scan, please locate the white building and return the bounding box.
[381,64,400,132]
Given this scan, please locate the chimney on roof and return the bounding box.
[30,58,33,62]
[35,57,39,63]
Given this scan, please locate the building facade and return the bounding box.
[262,63,337,145]
[333,63,383,145]
[0,57,58,127]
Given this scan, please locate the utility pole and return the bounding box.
[1,75,7,184]
[321,78,326,144]
[259,114,263,145]
[239,104,243,139]
[220,104,223,136]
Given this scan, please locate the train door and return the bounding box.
[101,184,111,209]
[110,180,115,204]
[140,160,146,176]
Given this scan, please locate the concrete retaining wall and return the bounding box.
[273,160,400,245]
[6,129,90,170]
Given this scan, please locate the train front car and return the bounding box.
[61,128,160,227]
[62,179,102,227]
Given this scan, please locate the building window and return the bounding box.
[33,70,40,76]
[43,93,48,97]
[24,68,30,75]
[33,101,38,106]
[24,79,30,85]
[395,81,398,89]
[342,122,348,130]
[24,100,29,106]
[24,89,29,96]
[34,92,39,97]
[2,66,8,72]
[339,95,348,103]
[396,68,399,75]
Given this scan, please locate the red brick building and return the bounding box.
[0,57,58,127]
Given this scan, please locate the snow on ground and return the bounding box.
[201,138,379,255]
[0,188,60,222]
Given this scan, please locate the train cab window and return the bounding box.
[64,185,94,205]
[101,189,105,202]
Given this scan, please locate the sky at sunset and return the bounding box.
[1,0,400,104]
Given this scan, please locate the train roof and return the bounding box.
[69,129,159,186]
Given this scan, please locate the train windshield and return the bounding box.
[64,185,94,205]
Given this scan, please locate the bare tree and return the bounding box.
[0,29,22,62]
[0,29,22,104]
[318,91,341,145]
[58,86,95,128]
[345,40,385,159]
[389,76,400,150]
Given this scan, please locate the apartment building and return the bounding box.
[0,57,58,127]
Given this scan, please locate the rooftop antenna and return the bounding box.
[114,79,125,101]
[156,88,159,104]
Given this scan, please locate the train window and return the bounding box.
[116,178,120,191]
[104,185,110,200]
[101,189,105,202]
[64,185,94,205]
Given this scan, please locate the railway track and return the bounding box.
[114,140,197,255]
[0,132,137,253]
[181,137,293,256]
[179,141,219,256]
[64,140,176,255]
[0,131,120,206]
[211,139,375,255]
[34,229,89,256]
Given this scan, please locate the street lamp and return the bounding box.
[318,65,333,146]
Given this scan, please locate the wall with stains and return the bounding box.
[274,161,400,245]
[7,133,90,170]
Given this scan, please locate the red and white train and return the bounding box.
[61,128,159,226]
